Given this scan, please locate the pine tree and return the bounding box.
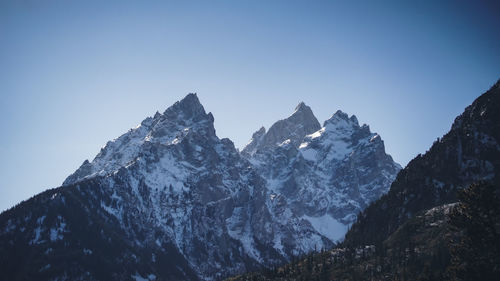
[447,181,500,281]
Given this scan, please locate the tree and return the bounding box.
[447,181,500,281]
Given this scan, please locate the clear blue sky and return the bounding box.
[1,0,499,212]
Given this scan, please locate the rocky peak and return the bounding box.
[243,102,401,237]
[254,126,266,137]
[289,102,320,128]
[242,102,321,154]
[63,93,217,186]
[349,115,359,126]
[149,93,216,142]
[324,110,359,128]
[241,127,266,156]
[163,93,214,125]
[294,101,307,112]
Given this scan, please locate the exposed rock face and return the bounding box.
[0,94,400,280]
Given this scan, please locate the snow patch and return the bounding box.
[29,216,46,245]
[308,127,325,139]
[39,264,51,272]
[131,273,156,281]
[302,214,348,242]
[278,139,291,146]
[49,215,67,241]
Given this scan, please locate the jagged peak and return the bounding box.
[63,93,217,186]
[163,93,210,123]
[242,103,321,154]
[350,115,359,126]
[253,126,266,137]
[241,126,267,156]
[290,101,313,117]
[333,109,349,120]
[281,102,320,131]
[265,102,321,144]
[324,110,359,128]
[294,101,307,112]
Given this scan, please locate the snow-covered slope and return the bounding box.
[242,104,401,241]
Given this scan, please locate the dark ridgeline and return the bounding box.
[344,78,500,247]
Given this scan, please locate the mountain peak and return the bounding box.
[286,102,320,130]
[242,103,321,154]
[333,109,349,120]
[324,110,359,128]
[163,93,210,123]
[349,115,359,126]
[63,93,217,186]
[294,101,307,112]
[254,126,266,136]
[291,101,313,117]
[266,102,321,146]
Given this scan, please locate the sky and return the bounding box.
[1,0,499,212]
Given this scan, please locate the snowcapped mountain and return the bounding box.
[242,103,401,241]
[0,94,400,281]
[63,93,218,186]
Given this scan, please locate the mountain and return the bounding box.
[229,78,500,281]
[242,103,401,241]
[343,79,500,247]
[0,94,400,280]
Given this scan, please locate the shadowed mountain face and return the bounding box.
[343,79,500,247]
[0,94,400,280]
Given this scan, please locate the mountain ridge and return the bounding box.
[1,93,401,281]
